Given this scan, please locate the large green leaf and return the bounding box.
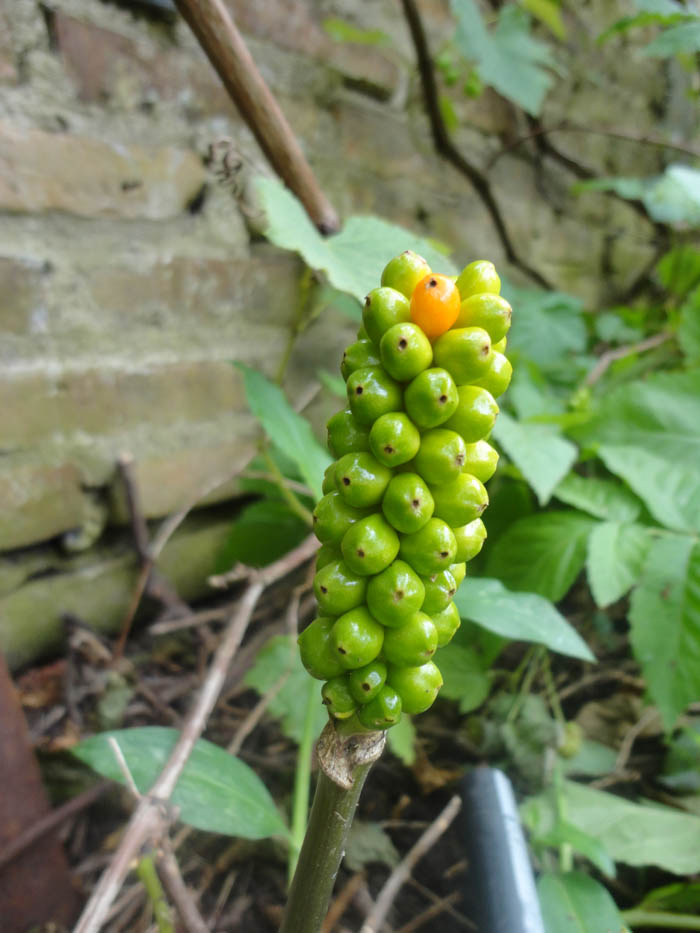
[216,500,309,571]
[643,20,700,55]
[536,820,615,877]
[455,577,594,660]
[586,521,652,608]
[679,287,700,363]
[524,780,700,874]
[244,635,327,744]
[451,1,559,115]
[438,642,491,711]
[501,281,587,371]
[554,474,642,523]
[492,413,578,505]
[599,444,700,534]
[538,873,624,933]
[486,511,597,602]
[575,166,700,227]
[236,363,331,501]
[72,727,288,839]
[255,177,455,302]
[629,535,700,729]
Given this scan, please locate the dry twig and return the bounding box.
[156,838,209,933]
[584,331,673,386]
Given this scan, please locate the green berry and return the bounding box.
[456,260,501,298]
[341,513,400,576]
[346,366,403,426]
[327,408,371,458]
[382,612,438,666]
[381,250,432,299]
[357,325,370,340]
[450,561,467,586]
[399,518,457,575]
[380,322,433,382]
[357,684,402,729]
[420,568,457,614]
[315,543,341,570]
[443,385,498,443]
[413,428,467,485]
[313,559,367,615]
[366,559,425,627]
[432,327,493,384]
[455,293,511,343]
[462,441,499,484]
[387,662,443,715]
[312,491,370,545]
[493,336,507,354]
[362,287,411,345]
[322,676,357,719]
[322,462,337,495]
[382,472,434,534]
[404,368,459,429]
[452,518,487,563]
[341,340,381,380]
[331,607,384,670]
[432,601,461,647]
[348,660,388,704]
[471,351,512,399]
[430,473,489,526]
[335,451,392,508]
[369,412,421,468]
[298,617,346,680]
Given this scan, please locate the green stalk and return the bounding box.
[136,853,174,933]
[621,910,700,930]
[288,677,319,882]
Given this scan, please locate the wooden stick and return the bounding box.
[174,0,339,233]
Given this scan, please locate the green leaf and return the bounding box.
[537,820,616,877]
[538,872,625,933]
[386,715,416,765]
[554,474,642,523]
[656,245,700,297]
[72,727,288,839]
[486,511,596,602]
[322,17,390,47]
[236,363,331,501]
[573,175,647,201]
[586,521,652,608]
[679,287,700,362]
[598,444,700,534]
[493,413,578,505]
[643,20,700,56]
[244,635,327,744]
[217,500,309,571]
[519,0,566,39]
[639,879,700,913]
[575,166,700,226]
[562,739,618,778]
[345,821,399,870]
[438,643,491,711]
[255,177,455,302]
[629,535,700,729]
[501,280,587,371]
[452,1,559,115]
[455,577,594,661]
[525,780,700,874]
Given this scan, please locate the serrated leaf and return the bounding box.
[629,535,700,729]
[455,577,594,660]
[493,413,578,505]
[72,727,288,839]
[255,177,455,302]
[387,715,416,765]
[586,521,652,607]
[537,873,624,933]
[501,280,587,371]
[438,643,491,711]
[236,363,331,501]
[486,511,596,602]
[217,500,309,571]
[244,635,327,744]
[525,780,700,874]
[452,1,559,115]
[599,444,700,534]
[537,820,616,877]
[554,474,642,523]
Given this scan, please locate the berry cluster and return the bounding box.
[299,251,512,731]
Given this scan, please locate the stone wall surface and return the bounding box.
[0,0,694,666]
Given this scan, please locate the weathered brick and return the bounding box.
[0,256,50,335]
[0,460,86,551]
[0,122,206,219]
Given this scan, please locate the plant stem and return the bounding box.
[621,910,700,930]
[262,449,313,526]
[136,853,174,933]
[288,677,319,883]
[280,760,374,933]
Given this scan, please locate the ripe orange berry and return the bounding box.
[410,274,461,340]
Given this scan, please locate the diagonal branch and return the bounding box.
[399,0,551,289]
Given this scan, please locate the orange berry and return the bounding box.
[409,274,461,340]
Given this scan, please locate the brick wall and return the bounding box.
[0,0,689,666]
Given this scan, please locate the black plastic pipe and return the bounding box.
[461,766,545,933]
